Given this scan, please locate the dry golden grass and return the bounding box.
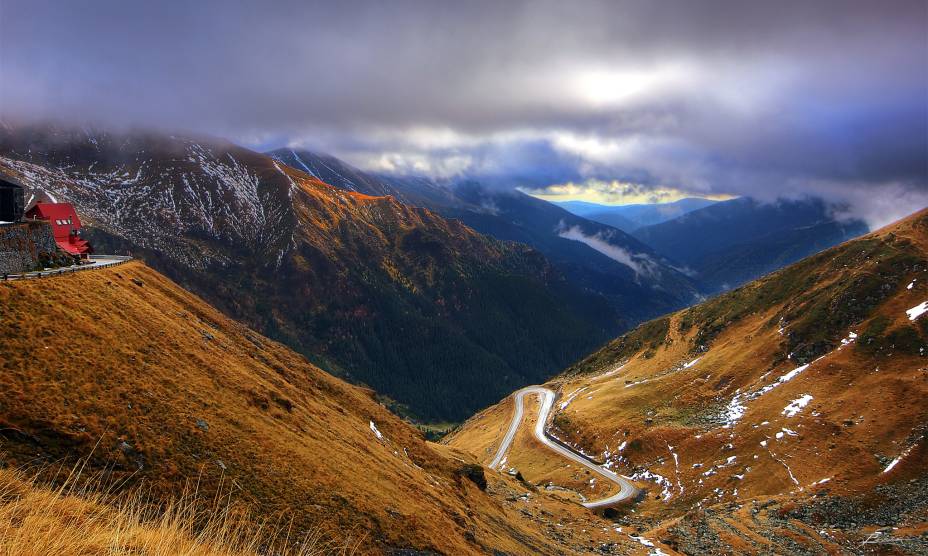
[0,261,614,555]
[450,209,928,554]
[0,460,358,556]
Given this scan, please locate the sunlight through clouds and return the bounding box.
[523,180,733,205]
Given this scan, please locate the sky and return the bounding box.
[1,0,926,225]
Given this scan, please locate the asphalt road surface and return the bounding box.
[488,386,638,509]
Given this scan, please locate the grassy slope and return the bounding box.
[449,208,928,553]
[0,136,612,423]
[0,465,353,555]
[0,261,592,555]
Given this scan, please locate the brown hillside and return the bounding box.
[0,126,613,422]
[448,208,928,554]
[0,261,616,555]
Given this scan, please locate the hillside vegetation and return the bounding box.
[449,208,928,554]
[0,465,353,556]
[0,261,597,555]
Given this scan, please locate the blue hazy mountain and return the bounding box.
[554,197,718,232]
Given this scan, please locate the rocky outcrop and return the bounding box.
[0,221,70,274]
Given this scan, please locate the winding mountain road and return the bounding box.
[489,386,638,509]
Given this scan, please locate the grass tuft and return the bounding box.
[0,460,358,556]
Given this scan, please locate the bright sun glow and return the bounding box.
[523,179,734,205]
[569,64,692,106]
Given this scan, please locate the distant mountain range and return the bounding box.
[631,196,869,292]
[271,149,704,328]
[554,197,718,232]
[0,129,870,421]
[0,126,616,421]
[273,148,869,304]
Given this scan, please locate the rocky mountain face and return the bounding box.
[448,208,928,553]
[632,196,869,292]
[0,125,613,421]
[270,149,704,329]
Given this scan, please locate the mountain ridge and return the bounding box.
[0,125,613,421]
[270,148,704,328]
[632,196,869,292]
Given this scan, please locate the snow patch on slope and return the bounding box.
[906,301,928,321]
[883,443,916,473]
[783,394,813,417]
[369,420,384,440]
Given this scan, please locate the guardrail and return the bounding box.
[1,255,133,281]
[89,255,133,262]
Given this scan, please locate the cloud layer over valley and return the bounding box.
[2,0,925,226]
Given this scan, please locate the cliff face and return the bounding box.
[0,221,70,274]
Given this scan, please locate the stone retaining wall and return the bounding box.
[0,221,71,274]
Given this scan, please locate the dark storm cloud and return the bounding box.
[1,0,926,224]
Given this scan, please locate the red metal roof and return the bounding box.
[26,203,83,227]
[25,203,91,256]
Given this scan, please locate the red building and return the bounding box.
[25,203,92,259]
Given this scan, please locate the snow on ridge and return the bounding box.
[683,357,701,369]
[667,443,683,496]
[777,363,810,384]
[783,394,813,417]
[629,534,670,554]
[720,354,825,429]
[273,160,298,194]
[630,469,673,501]
[369,420,384,440]
[721,391,746,428]
[883,443,916,473]
[287,149,318,178]
[906,301,928,321]
[624,378,651,388]
[559,386,588,410]
[594,362,626,380]
[723,329,858,429]
[619,357,702,390]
